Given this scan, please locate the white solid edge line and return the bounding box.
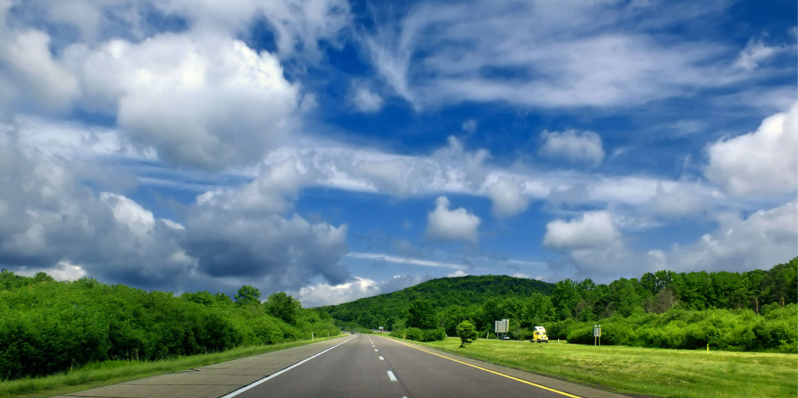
[387,371,398,382]
[219,336,356,398]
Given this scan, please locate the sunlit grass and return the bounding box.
[0,336,342,398]
[415,338,797,398]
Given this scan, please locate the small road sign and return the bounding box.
[593,324,601,346]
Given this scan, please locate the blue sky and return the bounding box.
[0,0,795,306]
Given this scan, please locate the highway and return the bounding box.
[58,335,627,398]
[224,335,621,398]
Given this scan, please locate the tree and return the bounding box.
[456,320,478,348]
[33,272,54,283]
[182,291,215,306]
[235,285,261,307]
[524,293,555,326]
[645,288,676,314]
[406,300,436,329]
[265,292,300,324]
[552,279,580,320]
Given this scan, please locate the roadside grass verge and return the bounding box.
[412,337,796,398]
[0,336,343,398]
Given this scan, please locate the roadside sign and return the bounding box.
[494,319,509,334]
[593,324,601,346]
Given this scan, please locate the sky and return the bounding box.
[0,0,796,307]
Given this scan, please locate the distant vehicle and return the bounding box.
[500,335,510,340]
[531,326,548,343]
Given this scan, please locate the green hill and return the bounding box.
[318,274,554,330]
[318,259,797,352]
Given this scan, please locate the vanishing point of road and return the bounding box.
[56,335,628,398]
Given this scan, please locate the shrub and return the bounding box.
[391,327,446,342]
[0,273,339,380]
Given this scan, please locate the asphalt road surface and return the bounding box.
[226,335,599,398]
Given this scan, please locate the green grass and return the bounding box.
[0,336,343,398]
[414,338,797,398]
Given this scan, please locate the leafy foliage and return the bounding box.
[456,320,478,347]
[322,258,797,352]
[0,273,338,380]
[389,327,446,342]
[235,285,261,307]
[406,300,436,329]
[319,275,554,330]
[265,292,300,324]
[549,304,798,352]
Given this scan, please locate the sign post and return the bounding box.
[494,319,509,339]
[593,324,601,346]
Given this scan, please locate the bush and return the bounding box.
[533,304,797,352]
[0,272,340,380]
[391,327,446,342]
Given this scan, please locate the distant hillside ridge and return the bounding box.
[318,259,797,336]
[318,274,554,330]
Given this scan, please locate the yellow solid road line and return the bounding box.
[386,338,583,398]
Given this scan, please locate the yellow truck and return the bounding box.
[531,325,549,343]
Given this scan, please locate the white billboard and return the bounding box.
[494,319,509,333]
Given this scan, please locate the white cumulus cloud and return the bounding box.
[666,200,798,273]
[63,32,300,170]
[646,182,716,217]
[426,196,481,243]
[705,103,797,197]
[297,276,380,307]
[349,84,384,113]
[486,177,530,218]
[539,129,605,166]
[543,211,619,250]
[0,11,79,113]
[197,159,306,215]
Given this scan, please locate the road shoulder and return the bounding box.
[377,335,631,398]
[49,336,350,398]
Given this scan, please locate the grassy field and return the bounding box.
[0,336,343,398]
[415,338,796,398]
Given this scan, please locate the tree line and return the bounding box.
[320,275,553,332]
[327,259,797,351]
[0,272,338,380]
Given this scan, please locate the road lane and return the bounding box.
[59,334,628,398]
[232,334,628,398]
[233,335,411,398]
[371,335,573,398]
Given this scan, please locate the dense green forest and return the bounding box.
[319,275,554,330]
[0,272,338,381]
[322,259,798,352]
